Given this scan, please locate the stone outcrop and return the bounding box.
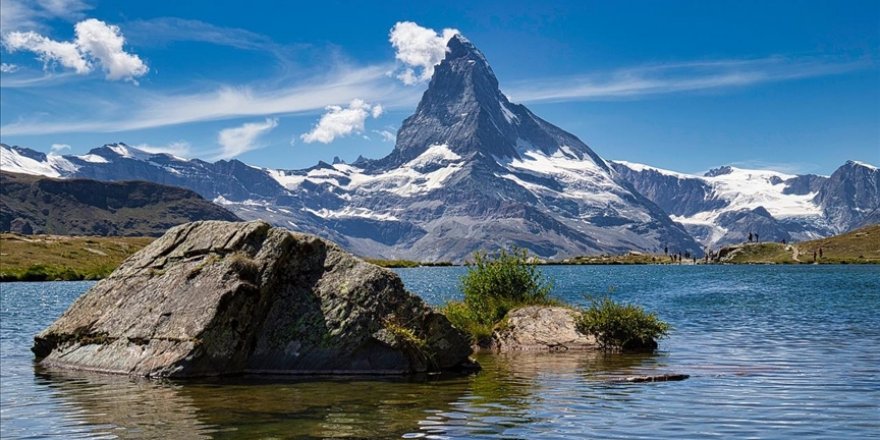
[486,306,598,352]
[32,220,475,377]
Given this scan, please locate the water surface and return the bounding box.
[2,265,878,439]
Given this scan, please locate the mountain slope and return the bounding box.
[611,160,879,249]
[265,35,702,260]
[0,171,241,236]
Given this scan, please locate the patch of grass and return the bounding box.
[725,243,797,264]
[0,234,153,281]
[718,224,880,264]
[381,315,434,369]
[575,297,669,352]
[441,248,557,343]
[796,224,880,264]
[227,251,260,281]
[439,300,494,343]
[382,316,428,351]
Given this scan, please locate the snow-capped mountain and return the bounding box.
[0,35,702,261]
[251,35,703,260]
[611,160,880,249]
[2,35,875,259]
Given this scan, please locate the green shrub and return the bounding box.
[440,300,495,342]
[442,248,554,343]
[576,297,669,352]
[460,248,553,326]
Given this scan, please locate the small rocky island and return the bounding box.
[32,221,475,377]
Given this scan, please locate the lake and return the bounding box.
[1,265,879,439]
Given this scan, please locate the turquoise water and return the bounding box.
[1,265,879,439]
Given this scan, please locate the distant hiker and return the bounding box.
[748,232,753,242]
[664,246,668,256]
[819,247,823,258]
[782,239,787,245]
[755,233,759,242]
[813,250,817,262]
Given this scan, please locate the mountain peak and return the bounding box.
[704,166,735,177]
[445,34,488,65]
[377,34,604,171]
[845,160,878,171]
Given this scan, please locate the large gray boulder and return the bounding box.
[33,220,475,377]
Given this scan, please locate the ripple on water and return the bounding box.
[2,266,879,439]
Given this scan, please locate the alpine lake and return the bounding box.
[1,265,878,439]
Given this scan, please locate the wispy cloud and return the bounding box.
[0,45,867,138]
[50,142,70,152]
[373,129,396,142]
[506,56,869,103]
[0,0,93,32]
[216,118,278,160]
[1,65,416,135]
[123,17,302,68]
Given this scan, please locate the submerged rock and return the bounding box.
[615,374,689,383]
[487,306,598,352]
[33,221,475,377]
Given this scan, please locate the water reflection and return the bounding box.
[33,351,664,439]
[35,367,472,439]
[414,351,663,439]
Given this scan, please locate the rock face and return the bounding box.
[488,306,598,352]
[32,220,474,377]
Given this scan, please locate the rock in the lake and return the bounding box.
[616,374,689,383]
[33,220,475,377]
[486,306,598,352]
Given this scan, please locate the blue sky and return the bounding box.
[1,0,877,175]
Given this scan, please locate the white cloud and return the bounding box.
[3,31,91,74]
[374,129,396,142]
[2,18,147,82]
[50,143,70,152]
[74,19,148,81]
[505,57,866,103]
[133,141,192,158]
[217,118,278,159]
[389,21,458,85]
[300,99,383,144]
[0,63,20,73]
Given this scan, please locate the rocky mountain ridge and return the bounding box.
[610,160,879,248]
[1,35,876,257]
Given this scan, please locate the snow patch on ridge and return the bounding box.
[612,160,693,179]
[267,144,464,198]
[78,154,109,163]
[1,145,62,177]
